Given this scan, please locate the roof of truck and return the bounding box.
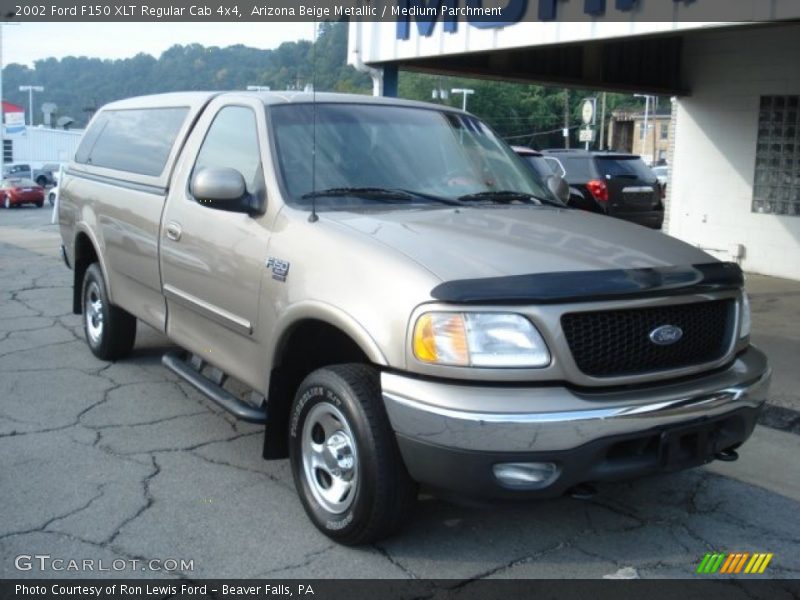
[100,91,466,113]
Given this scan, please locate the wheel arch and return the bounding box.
[72,226,111,315]
[263,304,388,460]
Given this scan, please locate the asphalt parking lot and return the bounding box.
[1,206,799,581]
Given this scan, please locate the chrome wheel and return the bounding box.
[301,402,358,514]
[84,281,104,345]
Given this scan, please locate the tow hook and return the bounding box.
[568,482,598,500]
[715,448,739,462]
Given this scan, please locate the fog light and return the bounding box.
[492,462,560,490]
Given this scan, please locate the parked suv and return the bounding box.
[542,150,664,228]
[59,92,769,545]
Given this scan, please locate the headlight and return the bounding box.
[412,312,550,368]
[740,292,751,339]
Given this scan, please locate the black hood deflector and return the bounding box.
[430,262,743,305]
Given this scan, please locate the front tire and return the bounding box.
[289,364,417,545]
[82,263,137,360]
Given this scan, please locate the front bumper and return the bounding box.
[382,347,770,499]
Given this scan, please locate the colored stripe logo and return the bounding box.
[696,553,773,574]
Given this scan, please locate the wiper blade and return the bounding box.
[302,187,415,202]
[302,187,462,206]
[457,190,564,207]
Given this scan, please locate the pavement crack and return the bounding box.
[0,486,105,541]
[188,448,293,491]
[104,455,161,546]
[448,541,568,586]
[371,543,420,579]
[253,545,334,577]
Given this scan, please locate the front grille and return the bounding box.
[561,299,735,378]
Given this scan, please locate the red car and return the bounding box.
[1,178,45,208]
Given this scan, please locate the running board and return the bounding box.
[162,350,266,423]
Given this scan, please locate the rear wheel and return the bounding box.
[289,364,417,545]
[82,263,137,360]
[35,201,43,208]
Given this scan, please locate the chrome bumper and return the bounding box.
[382,347,770,453]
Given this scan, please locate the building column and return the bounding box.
[382,65,398,97]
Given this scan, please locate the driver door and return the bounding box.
[160,98,270,388]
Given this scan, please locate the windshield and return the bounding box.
[269,103,553,209]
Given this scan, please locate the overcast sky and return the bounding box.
[1,23,316,66]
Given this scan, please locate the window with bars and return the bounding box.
[2,140,12,163]
[753,95,800,216]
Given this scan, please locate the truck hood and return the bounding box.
[324,206,713,282]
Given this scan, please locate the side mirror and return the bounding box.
[191,167,248,212]
[546,174,570,204]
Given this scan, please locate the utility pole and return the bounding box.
[19,85,44,127]
[634,93,655,162]
[599,92,607,150]
[563,89,570,149]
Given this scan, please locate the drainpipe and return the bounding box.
[350,20,384,97]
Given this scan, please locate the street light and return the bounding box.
[246,85,271,92]
[451,88,475,112]
[19,85,44,126]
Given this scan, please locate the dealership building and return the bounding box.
[349,2,800,280]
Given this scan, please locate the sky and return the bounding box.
[1,23,316,67]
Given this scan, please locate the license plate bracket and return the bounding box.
[659,422,717,470]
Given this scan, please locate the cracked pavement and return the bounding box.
[1,208,799,581]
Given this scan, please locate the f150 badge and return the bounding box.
[266,257,290,282]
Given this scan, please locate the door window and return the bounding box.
[192,106,263,196]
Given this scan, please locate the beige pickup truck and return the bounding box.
[58,92,770,545]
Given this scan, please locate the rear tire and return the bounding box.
[35,201,43,208]
[82,263,137,360]
[289,364,417,545]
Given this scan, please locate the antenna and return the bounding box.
[308,19,319,223]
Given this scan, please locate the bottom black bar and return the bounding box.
[2,579,799,600]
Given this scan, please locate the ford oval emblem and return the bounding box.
[649,325,683,346]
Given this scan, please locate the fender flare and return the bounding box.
[269,300,388,370]
[73,222,114,307]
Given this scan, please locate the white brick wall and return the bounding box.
[667,23,800,280]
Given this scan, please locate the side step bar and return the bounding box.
[162,350,267,423]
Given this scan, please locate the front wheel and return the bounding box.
[82,263,137,360]
[289,364,417,545]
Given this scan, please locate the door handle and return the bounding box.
[166,222,182,242]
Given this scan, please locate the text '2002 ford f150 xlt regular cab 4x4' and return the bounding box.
[58,92,770,545]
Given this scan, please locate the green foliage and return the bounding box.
[400,71,635,149]
[2,22,370,127]
[2,20,643,142]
